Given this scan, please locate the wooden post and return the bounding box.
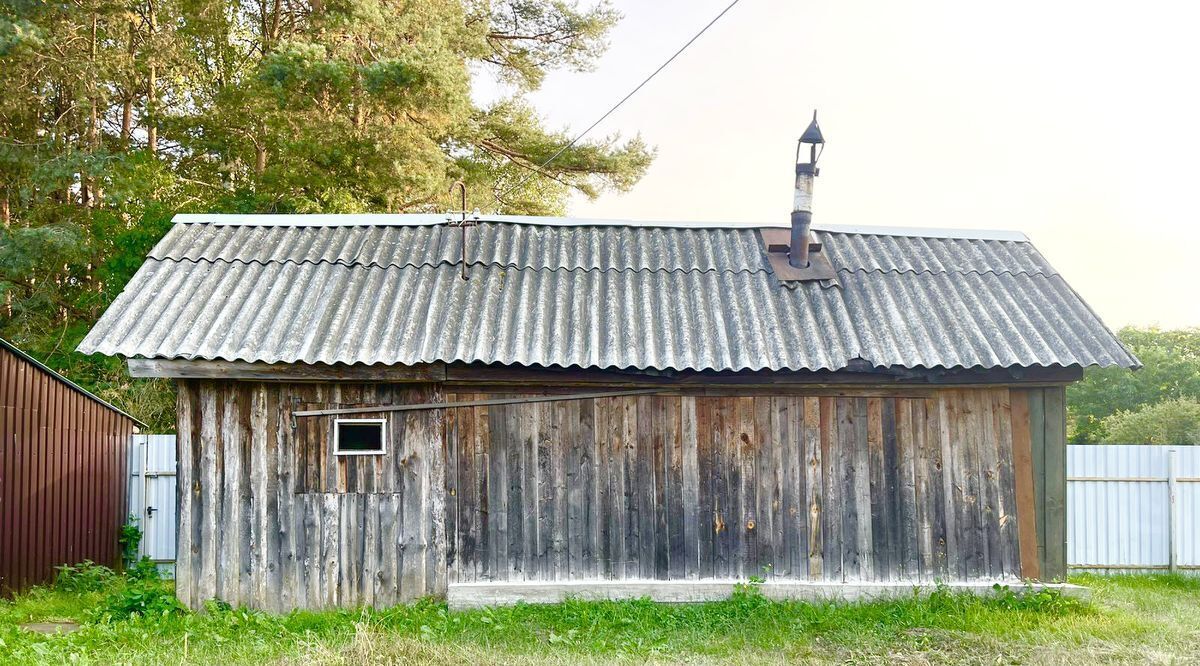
[1168,448,1178,575]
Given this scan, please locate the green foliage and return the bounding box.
[52,561,116,594]
[987,583,1076,614]
[93,581,184,622]
[125,557,162,583]
[0,0,652,430]
[118,517,143,567]
[1068,326,1200,443]
[4,575,1200,664]
[1101,397,1200,445]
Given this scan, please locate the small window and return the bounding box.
[334,418,386,456]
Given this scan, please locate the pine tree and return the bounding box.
[0,0,652,429]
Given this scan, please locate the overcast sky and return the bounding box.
[484,0,1200,329]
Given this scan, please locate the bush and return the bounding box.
[118,517,143,567]
[1102,398,1200,444]
[95,581,185,621]
[53,561,117,593]
[126,556,162,583]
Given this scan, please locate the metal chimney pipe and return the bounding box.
[790,162,815,268]
[790,111,824,269]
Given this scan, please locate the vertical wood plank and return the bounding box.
[992,389,1019,578]
[712,398,731,578]
[536,401,555,580]
[521,398,538,581]
[820,397,840,581]
[1009,389,1040,580]
[570,398,589,579]
[758,397,781,579]
[894,398,919,580]
[582,396,601,580]
[776,397,798,579]
[1042,386,1067,581]
[737,397,756,579]
[866,397,886,581]
[963,389,985,579]
[249,386,268,608]
[445,398,460,583]
[197,382,219,604]
[1028,388,1047,576]
[633,396,653,578]
[977,389,1004,579]
[175,383,195,608]
[803,397,822,580]
[696,397,714,579]
[667,398,686,580]
[681,397,700,580]
[621,396,640,580]
[604,397,627,579]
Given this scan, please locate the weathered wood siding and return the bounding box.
[178,380,1066,611]
[175,380,445,611]
[445,388,1038,584]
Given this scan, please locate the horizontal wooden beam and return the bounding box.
[292,389,666,419]
[128,358,447,381]
[129,357,1084,387]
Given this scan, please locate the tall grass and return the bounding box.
[1,573,1196,664]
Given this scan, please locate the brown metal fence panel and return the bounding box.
[0,345,135,596]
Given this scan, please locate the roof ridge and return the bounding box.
[172,214,1030,241]
[142,255,775,276]
[146,254,1059,279]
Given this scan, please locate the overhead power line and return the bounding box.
[493,0,745,209]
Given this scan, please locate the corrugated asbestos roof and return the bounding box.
[78,215,1139,373]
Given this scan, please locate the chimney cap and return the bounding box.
[800,111,824,145]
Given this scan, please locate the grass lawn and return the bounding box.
[2,567,1198,665]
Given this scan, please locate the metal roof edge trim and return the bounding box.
[101,352,1138,373]
[171,214,1030,241]
[4,338,147,428]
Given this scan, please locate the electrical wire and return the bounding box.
[493,0,745,209]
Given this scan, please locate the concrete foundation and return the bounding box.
[447,579,1090,610]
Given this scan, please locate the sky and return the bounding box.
[480,0,1200,329]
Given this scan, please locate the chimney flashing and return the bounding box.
[759,228,838,283]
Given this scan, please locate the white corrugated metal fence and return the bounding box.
[127,434,177,575]
[1068,444,1199,573]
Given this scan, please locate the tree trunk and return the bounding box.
[122,19,135,148]
[256,144,267,175]
[85,16,100,207]
[1,195,9,227]
[147,0,158,155]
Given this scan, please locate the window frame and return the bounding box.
[333,418,387,456]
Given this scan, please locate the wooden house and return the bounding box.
[78,136,1137,610]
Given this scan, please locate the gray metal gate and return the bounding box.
[127,434,177,573]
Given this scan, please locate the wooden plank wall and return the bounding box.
[176,381,1063,611]
[175,380,445,611]
[445,388,1030,584]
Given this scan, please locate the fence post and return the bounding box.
[1167,447,1178,575]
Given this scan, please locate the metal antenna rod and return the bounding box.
[448,181,474,280]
